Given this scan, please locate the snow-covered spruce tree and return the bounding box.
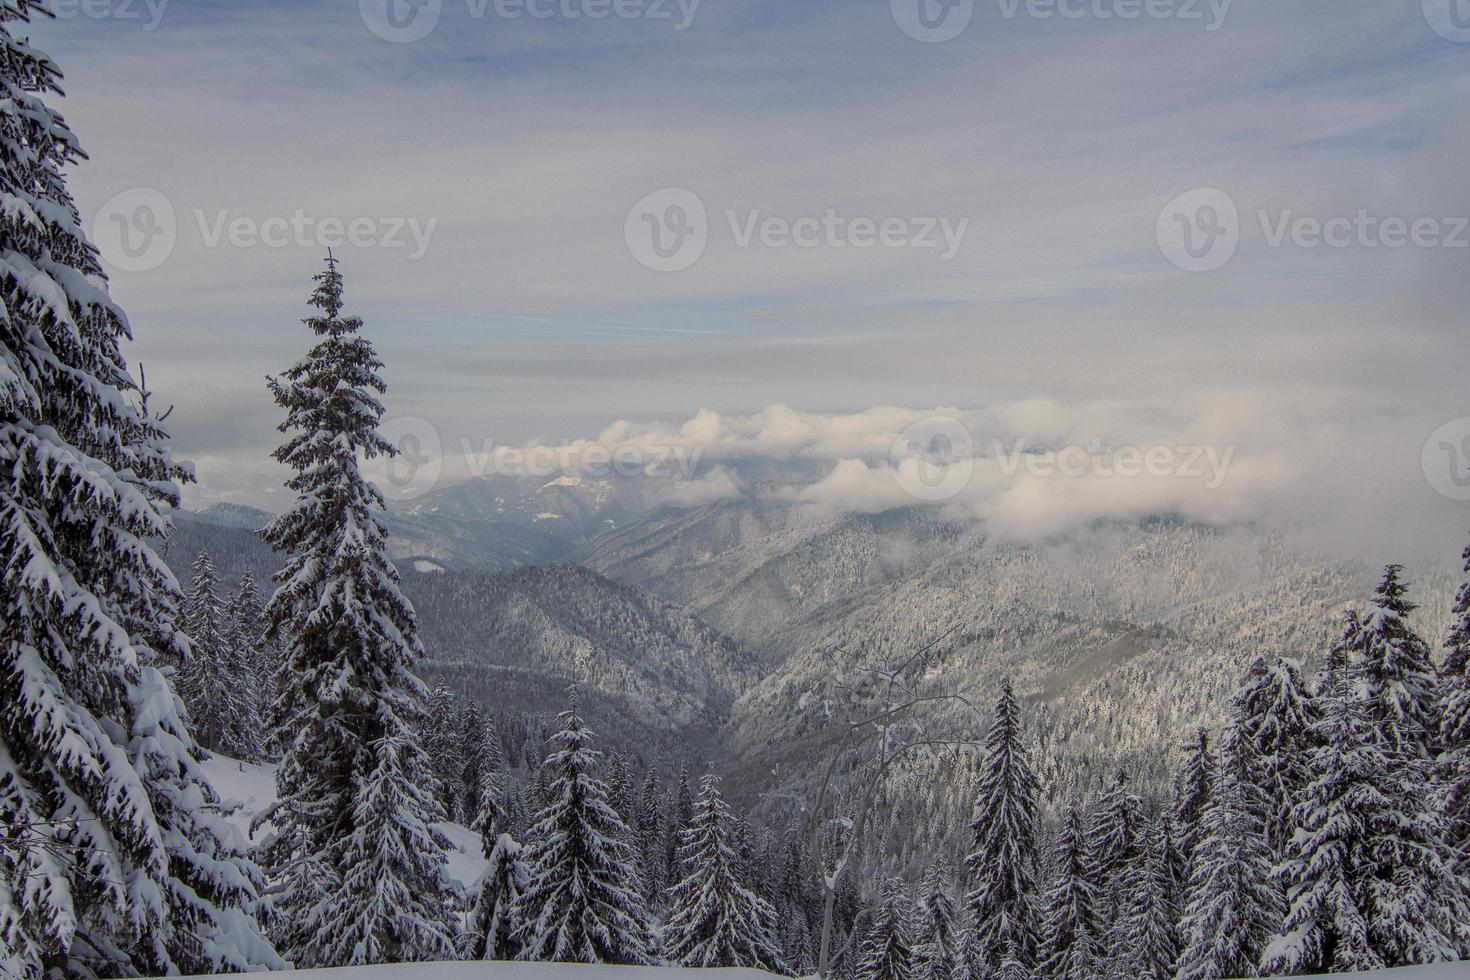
[994,941,1030,980]
[423,682,463,819]
[668,762,694,879]
[467,832,528,961]
[471,716,508,854]
[178,551,230,754]
[783,914,816,977]
[512,690,654,964]
[322,732,458,965]
[1358,566,1442,758]
[260,255,454,967]
[964,679,1040,973]
[179,552,261,760]
[531,761,550,810]
[663,772,785,971]
[0,4,281,973]
[1442,533,1470,877]
[1086,766,1141,930]
[606,751,633,824]
[1117,815,1180,980]
[1036,807,1100,980]
[912,862,959,980]
[1171,728,1213,875]
[223,569,267,760]
[1345,570,1465,965]
[177,543,252,758]
[1175,721,1281,980]
[459,697,483,824]
[636,764,666,903]
[856,879,913,980]
[1260,656,1382,977]
[731,815,759,890]
[1231,655,1317,861]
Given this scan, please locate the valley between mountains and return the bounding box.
[169,471,1459,841]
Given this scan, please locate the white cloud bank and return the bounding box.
[382,394,1462,559]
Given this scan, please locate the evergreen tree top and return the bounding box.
[190,548,218,582]
[1372,563,1415,616]
[307,252,359,333]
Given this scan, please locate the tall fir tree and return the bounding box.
[1441,533,1470,878]
[1175,722,1281,980]
[1086,766,1142,929]
[663,772,785,971]
[1231,655,1318,861]
[471,715,508,853]
[1356,567,1441,759]
[913,862,959,980]
[783,914,816,978]
[459,697,484,825]
[856,879,913,980]
[322,732,457,965]
[179,551,257,758]
[512,691,654,964]
[260,256,453,967]
[1262,655,1382,977]
[423,682,463,819]
[1036,808,1100,980]
[994,941,1030,980]
[965,679,1040,973]
[1172,728,1214,876]
[605,751,633,824]
[0,4,280,973]
[1118,814,1180,980]
[467,833,528,962]
[668,762,694,879]
[636,765,666,903]
[1344,573,1464,965]
[222,569,267,761]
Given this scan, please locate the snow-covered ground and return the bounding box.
[200,755,489,889]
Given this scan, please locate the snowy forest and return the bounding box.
[4,1,1470,979]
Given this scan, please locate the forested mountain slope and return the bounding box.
[410,564,760,764]
[581,499,1459,824]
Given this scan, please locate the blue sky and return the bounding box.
[29,0,1470,555]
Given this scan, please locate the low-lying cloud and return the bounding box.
[373,396,1464,562]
